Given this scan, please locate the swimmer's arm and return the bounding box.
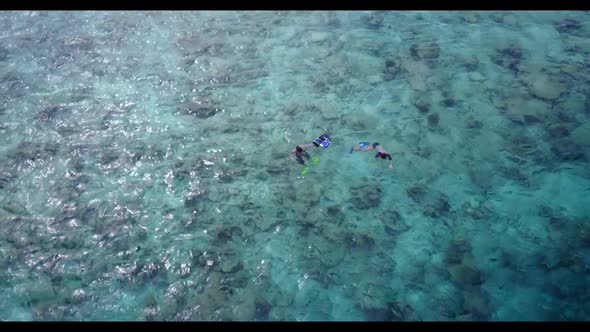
[388,155,393,170]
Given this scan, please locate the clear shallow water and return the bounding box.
[0,11,589,321]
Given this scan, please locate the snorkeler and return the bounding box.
[290,143,313,165]
[350,142,394,170]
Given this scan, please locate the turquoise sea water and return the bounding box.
[0,11,589,321]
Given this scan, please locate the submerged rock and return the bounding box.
[524,71,568,101]
[461,201,491,220]
[414,145,432,159]
[427,113,440,127]
[445,232,474,265]
[177,33,226,57]
[545,123,571,139]
[184,189,208,209]
[177,101,220,119]
[159,298,179,320]
[558,62,585,80]
[97,149,120,166]
[61,35,94,52]
[465,115,484,130]
[554,18,583,34]
[302,235,346,268]
[309,31,331,44]
[27,275,56,305]
[363,306,401,321]
[229,287,256,321]
[253,215,277,232]
[502,131,539,159]
[231,66,269,87]
[219,254,243,274]
[468,71,486,82]
[537,204,555,218]
[406,185,427,203]
[362,12,384,29]
[350,182,382,210]
[502,13,519,26]
[496,166,530,186]
[461,289,492,320]
[11,141,59,163]
[431,283,465,320]
[379,209,409,238]
[410,41,441,60]
[442,95,456,108]
[0,172,15,189]
[255,298,272,320]
[383,56,403,81]
[423,194,451,218]
[551,139,585,161]
[66,288,87,305]
[500,96,552,126]
[492,44,523,74]
[570,122,590,158]
[411,93,430,113]
[355,283,390,314]
[322,12,341,27]
[345,231,376,250]
[403,59,430,91]
[449,264,484,286]
[1,71,28,98]
[326,204,343,217]
[58,234,83,250]
[34,105,66,125]
[320,223,347,243]
[0,45,8,61]
[460,12,481,24]
[210,224,243,243]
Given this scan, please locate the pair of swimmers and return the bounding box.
[289,133,331,165]
[290,134,393,170]
[350,142,393,170]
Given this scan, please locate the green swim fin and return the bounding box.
[301,167,310,176]
[300,156,320,176]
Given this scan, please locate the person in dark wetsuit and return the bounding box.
[350,142,394,170]
[290,143,313,165]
